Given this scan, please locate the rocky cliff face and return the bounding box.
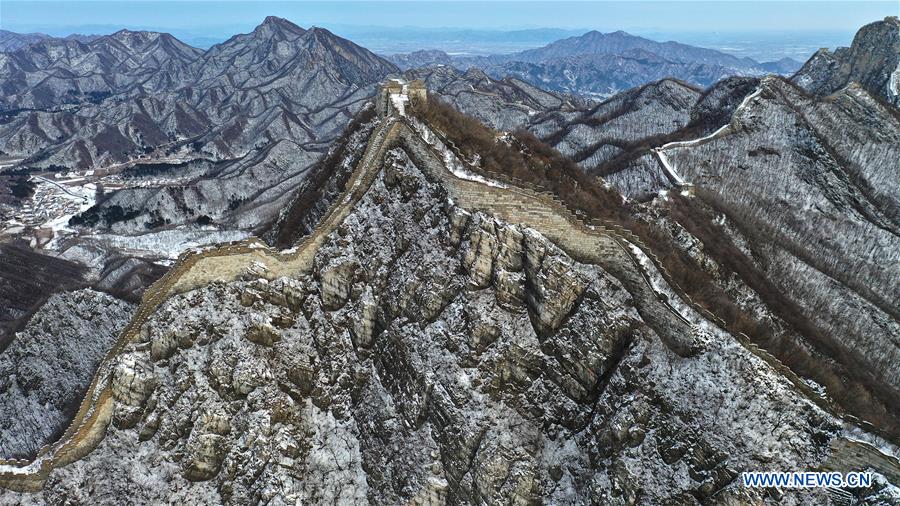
[0,136,864,504]
[793,16,900,105]
[0,289,133,459]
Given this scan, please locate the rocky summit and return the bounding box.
[0,9,899,506]
[793,16,900,106]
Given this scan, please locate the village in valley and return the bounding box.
[0,153,195,250]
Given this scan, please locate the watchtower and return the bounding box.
[407,79,427,104]
[376,80,403,117]
[376,78,428,117]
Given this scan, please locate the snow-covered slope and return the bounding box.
[0,290,133,459]
[0,125,871,503]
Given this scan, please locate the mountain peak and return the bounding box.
[793,15,900,104]
[581,30,634,39]
[253,16,306,38]
[513,28,755,70]
[107,28,162,40]
[101,28,190,47]
[262,15,297,26]
[91,29,201,62]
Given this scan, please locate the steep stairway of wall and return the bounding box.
[3,83,898,492]
[396,122,702,356]
[0,117,404,490]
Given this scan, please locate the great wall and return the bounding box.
[1,79,898,493]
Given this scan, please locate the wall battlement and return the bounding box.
[2,81,897,494]
[0,115,404,491]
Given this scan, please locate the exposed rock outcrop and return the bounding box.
[793,16,900,105]
[1,140,870,504]
[0,289,134,459]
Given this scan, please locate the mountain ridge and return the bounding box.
[0,30,100,52]
[1,77,897,503]
[793,15,900,105]
[387,29,801,98]
[0,17,398,167]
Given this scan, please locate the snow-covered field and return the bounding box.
[92,228,251,259]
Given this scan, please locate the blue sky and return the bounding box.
[2,1,896,33]
[1,1,896,60]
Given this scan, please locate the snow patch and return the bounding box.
[410,118,509,189]
[890,63,900,95]
[93,229,251,259]
[653,149,686,186]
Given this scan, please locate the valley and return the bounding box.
[0,10,898,505]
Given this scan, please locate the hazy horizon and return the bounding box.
[1,1,897,61]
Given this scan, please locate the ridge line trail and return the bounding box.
[0,115,402,487]
[2,81,877,489]
[653,84,764,186]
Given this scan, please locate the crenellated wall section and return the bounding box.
[2,82,898,492]
[0,115,404,491]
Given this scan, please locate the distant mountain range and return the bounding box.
[510,29,763,66]
[388,29,803,97]
[1,24,805,105]
[0,29,99,51]
[0,16,399,314]
[0,17,397,167]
